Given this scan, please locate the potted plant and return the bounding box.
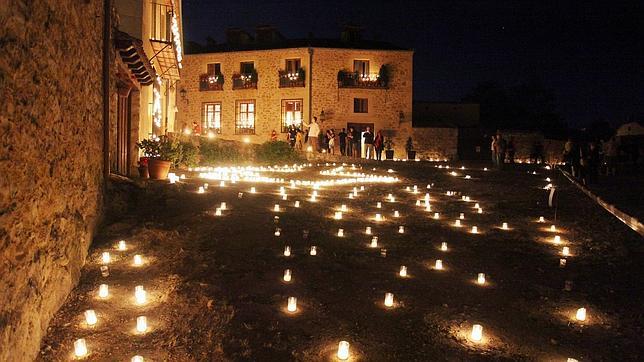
[405,137,416,160]
[136,136,179,180]
[384,138,395,160]
[138,157,149,178]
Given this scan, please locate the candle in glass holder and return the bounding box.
[434,212,440,219]
[384,292,394,307]
[360,186,365,191]
[284,246,291,256]
[74,338,88,357]
[283,269,292,282]
[440,242,448,251]
[477,273,486,285]
[310,195,317,202]
[365,226,372,234]
[459,213,465,219]
[477,208,483,214]
[337,341,350,360]
[415,200,421,206]
[131,356,144,362]
[220,202,227,210]
[553,235,561,244]
[198,186,205,194]
[398,226,405,234]
[294,200,300,208]
[118,240,126,250]
[98,284,109,298]
[135,286,146,305]
[559,258,567,267]
[310,246,317,256]
[377,202,382,208]
[471,226,478,233]
[85,309,97,325]
[575,307,587,321]
[338,228,344,237]
[399,266,407,277]
[274,228,281,236]
[370,237,378,248]
[471,324,483,342]
[274,204,280,212]
[287,297,297,312]
[425,205,432,212]
[341,204,348,212]
[334,211,343,220]
[101,252,111,264]
[348,193,354,199]
[474,203,480,209]
[454,219,461,227]
[133,254,143,266]
[215,208,222,216]
[250,187,256,193]
[562,246,570,256]
[136,316,147,333]
[282,194,288,201]
[375,213,382,221]
[502,222,508,230]
[394,210,400,218]
[539,216,545,222]
[434,259,443,270]
[220,181,225,187]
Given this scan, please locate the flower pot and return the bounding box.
[407,150,416,160]
[138,165,149,179]
[148,159,171,180]
[385,150,394,160]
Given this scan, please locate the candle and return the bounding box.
[274,228,281,236]
[550,225,556,232]
[554,235,561,244]
[283,269,292,282]
[454,219,461,227]
[462,196,466,201]
[215,208,222,216]
[435,259,443,270]
[365,226,372,234]
[559,258,567,267]
[337,341,350,360]
[360,186,365,191]
[377,202,382,208]
[477,273,486,285]
[220,202,227,210]
[341,204,348,212]
[220,180,225,187]
[101,252,110,264]
[338,228,344,237]
[131,356,144,362]
[399,265,407,277]
[133,254,143,266]
[282,194,287,200]
[562,246,570,256]
[279,186,285,194]
[471,226,478,233]
[575,307,586,321]
[440,242,448,251]
[474,203,480,208]
[294,200,300,207]
[334,211,343,220]
[471,324,483,342]
[465,196,471,202]
[284,246,291,256]
[459,213,465,220]
[425,205,432,212]
[398,226,405,234]
[203,183,209,190]
[375,213,382,221]
[85,309,97,325]
[415,200,421,206]
[118,240,126,250]
[370,237,378,248]
[394,210,400,217]
[539,216,545,222]
[274,204,280,212]
[348,193,354,199]
[136,316,147,333]
[74,338,88,357]
[98,284,109,298]
[287,297,297,312]
[310,195,316,202]
[135,285,146,305]
[250,187,256,193]
[310,246,317,256]
[477,208,482,214]
[198,186,205,194]
[433,212,440,219]
[384,292,394,307]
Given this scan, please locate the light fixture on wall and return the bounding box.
[320,110,326,122]
[180,88,187,100]
[398,111,405,124]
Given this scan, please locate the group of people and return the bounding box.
[490,132,516,169]
[285,117,388,160]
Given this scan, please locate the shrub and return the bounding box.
[254,141,303,164]
[199,138,242,165]
[175,140,199,168]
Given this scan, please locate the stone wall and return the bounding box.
[500,130,564,164]
[0,1,104,359]
[412,127,459,160]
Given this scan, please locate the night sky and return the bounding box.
[182,0,643,127]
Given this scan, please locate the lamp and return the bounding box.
[180,88,187,100]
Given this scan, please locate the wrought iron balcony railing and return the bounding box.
[337,71,388,89]
[279,69,305,88]
[232,73,258,90]
[199,74,224,91]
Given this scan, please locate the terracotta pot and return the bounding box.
[148,159,171,180]
[138,165,149,179]
[385,150,394,160]
[407,150,416,160]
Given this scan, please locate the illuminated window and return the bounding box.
[240,61,254,74]
[202,102,221,133]
[235,100,255,134]
[281,99,303,132]
[207,63,221,75]
[285,59,301,73]
[353,60,369,76]
[354,98,368,113]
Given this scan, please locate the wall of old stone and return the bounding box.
[412,127,459,160]
[0,0,104,359]
[178,47,414,155]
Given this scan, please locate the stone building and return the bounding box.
[178,27,414,157]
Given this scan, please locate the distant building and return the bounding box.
[177,26,413,157]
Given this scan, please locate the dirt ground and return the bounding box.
[37,161,643,361]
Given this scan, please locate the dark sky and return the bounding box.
[182,0,643,127]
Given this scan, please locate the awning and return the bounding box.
[115,31,156,86]
[149,39,180,81]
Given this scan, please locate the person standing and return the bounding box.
[374,130,384,161]
[339,128,347,156]
[295,129,304,150]
[352,127,360,157]
[270,129,278,141]
[363,127,375,159]
[304,117,321,152]
[328,129,336,155]
[490,135,498,166]
[496,132,507,169]
[346,127,354,156]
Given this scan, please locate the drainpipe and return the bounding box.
[307,47,313,124]
[102,0,111,184]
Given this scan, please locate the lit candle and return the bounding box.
[550,225,556,232]
[203,183,209,190]
[85,309,97,325]
[415,200,421,206]
[348,193,354,199]
[310,195,316,202]
[338,228,344,237]
[502,222,508,230]
[135,316,148,333]
[360,186,365,191]
[559,258,567,267]
[341,204,348,212]
[220,180,225,187]
[135,285,146,305]
[477,208,482,214]
[398,226,405,234]
[384,292,394,307]
[471,226,478,233]
[553,235,561,244]
[477,273,486,285]
[376,202,382,209]
[215,208,222,216]
[131,356,144,362]
[334,211,343,220]
[220,202,226,210]
[294,200,300,207]
[440,242,448,251]
[575,307,586,321]
[133,254,143,266]
[435,259,443,270]
[101,252,111,264]
[365,226,372,234]
[474,203,480,209]
[471,324,483,342]
[465,196,471,202]
[454,219,461,227]
[433,212,440,219]
[562,246,570,256]
[539,216,545,222]
[394,210,400,217]
[399,265,407,277]
[375,213,382,221]
[284,246,291,256]
[274,228,281,236]
[282,194,287,200]
[74,338,88,357]
[250,187,256,193]
[310,246,317,256]
[287,297,297,312]
[118,240,126,250]
[337,341,350,360]
[274,204,280,212]
[425,205,432,212]
[370,237,378,248]
[283,269,292,282]
[459,213,465,219]
[279,186,285,194]
[98,284,109,298]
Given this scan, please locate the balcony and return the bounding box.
[338,71,388,89]
[279,69,305,88]
[232,72,258,90]
[199,74,224,91]
[149,2,182,80]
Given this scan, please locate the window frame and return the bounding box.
[202,102,222,134]
[353,98,368,113]
[285,58,301,73]
[240,61,255,74]
[281,99,304,133]
[353,59,370,76]
[207,63,221,75]
[235,99,256,134]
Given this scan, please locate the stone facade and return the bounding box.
[501,130,565,164]
[412,127,459,160]
[0,0,105,359]
[178,46,413,156]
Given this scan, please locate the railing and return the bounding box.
[235,126,255,135]
[232,73,258,90]
[338,71,388,89]
[279,70,305,88]
[199,74,224,91]
[150,2,173,42]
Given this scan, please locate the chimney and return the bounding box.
[225,28,254,45]
[340,25,363,43]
